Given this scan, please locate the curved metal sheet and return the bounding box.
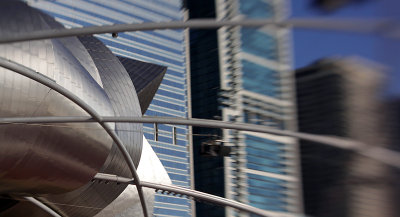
[38,36,144,217]
[0,2,145,216]
[37,12,104,88]
[117,56,167,114]
[0,1,114,195]
[78,35,143,170]
[95,136,171,217]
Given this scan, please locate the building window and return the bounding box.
[154,123,159,141]
[173,127,177,145]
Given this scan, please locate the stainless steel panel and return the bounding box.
[0,1,146,216]
[39,35,144,217]
[95,136,171,217]
[117,56,167,114]
[0,1,114,195]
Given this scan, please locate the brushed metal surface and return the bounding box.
[39,36,144,217]
[117,56,167,114]
[95,136,171,217]
[0,1,114,195]
[0,1,148,216]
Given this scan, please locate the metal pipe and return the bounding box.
[140,182,274,217]
[0,115,399,169]
[24,197,62,217]
[0,58,149,217]
[0,18,396,44]
[94,173,289,217]
[0,115,364,147]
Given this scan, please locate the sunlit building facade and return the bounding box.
[26,0,193,216]
[190,0,302,216]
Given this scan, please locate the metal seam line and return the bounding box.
[24,197,62,217]
[0,58,149,217]
[0,18,397,44]
[0,115,399,169]
[93,173,277,217]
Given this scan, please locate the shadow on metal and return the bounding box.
[23,197,61,217]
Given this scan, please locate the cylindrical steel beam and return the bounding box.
[0,18,396,44]
[24,197,62,217]
[1,115,399,169]
[94,173,291,217]
[0,58,149,217]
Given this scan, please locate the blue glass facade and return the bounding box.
[245,135,287,175]
[27,0,192,216]
[234,0,302,214]
[189,0,302,215]
[238,0,274,18]
[241,59,280,97]
[240,28,279,60]
[216,0,303,215]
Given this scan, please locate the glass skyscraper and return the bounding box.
[26,0,193,216]
[189,0,302,216]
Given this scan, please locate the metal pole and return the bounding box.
[1,115,399,169]
[94,173,294,217]
[0,115,364,148]
[24,197,62,217]
[0,18,396,44]
[0,58,149,217]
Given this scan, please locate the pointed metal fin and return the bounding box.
[117,56,167,114]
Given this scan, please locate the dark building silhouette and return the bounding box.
[382,99,400,216]
[296,58,396,217]
[311,0,368,12]
[188,1,225,216]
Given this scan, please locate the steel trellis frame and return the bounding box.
[1,15,400,216]
[0,58,149,217]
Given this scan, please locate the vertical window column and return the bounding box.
[154,123,159,141]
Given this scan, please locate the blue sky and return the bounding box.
[290,0,400,97]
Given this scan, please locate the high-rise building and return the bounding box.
[189,0,303,216]
[26,0,193,216]
[384,99,400,217]
[296,58,396,217]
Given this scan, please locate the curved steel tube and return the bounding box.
[0,19,396,44]
[0,116,364,147]
[0,58,149,217]
[93,173,285,217]
[1,115,399,169]
[24,197,62,217]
